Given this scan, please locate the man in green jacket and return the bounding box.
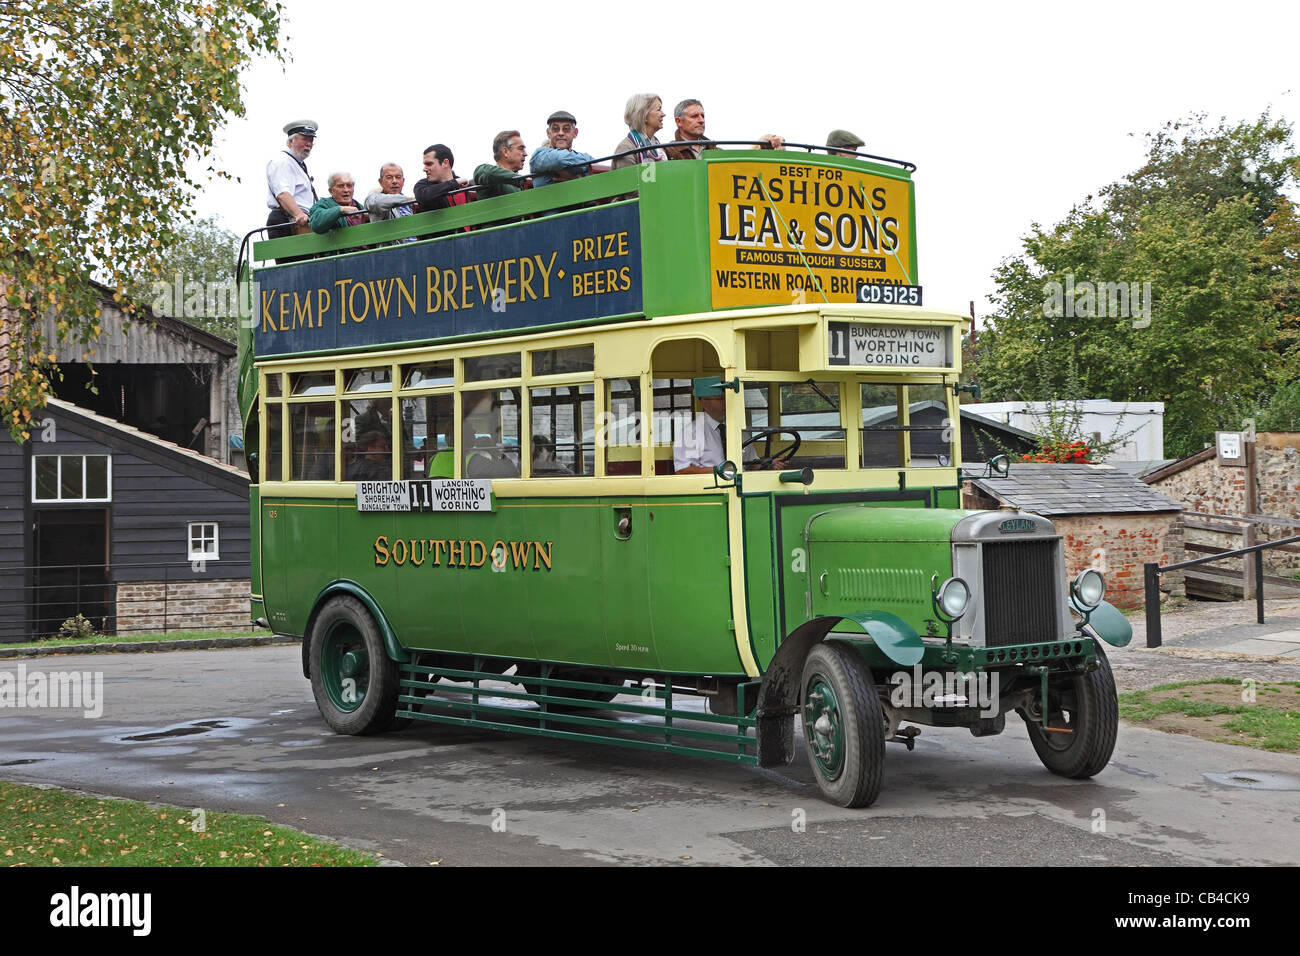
[309,171,368,233]
[473,130,528,199]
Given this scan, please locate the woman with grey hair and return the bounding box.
[611,93,666,169]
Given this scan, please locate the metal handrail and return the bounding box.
[1143,533,1300,647]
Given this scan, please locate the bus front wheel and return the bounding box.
[1022,642,1118,778]
[310,596,403,735]
[800,642,885,808]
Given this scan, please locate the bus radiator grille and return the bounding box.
[981,540,1057,647]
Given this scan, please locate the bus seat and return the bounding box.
[428,451,453,478]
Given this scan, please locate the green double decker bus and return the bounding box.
[240,145,1130,807]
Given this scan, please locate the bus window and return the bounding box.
[343,398,393,481]
[742,381,846,470]
[290,402,335,480]
[264,373,283,398]
[265,404,283,481]
[906,383,954,467]
[532,345,594,376]
[651,378,694,475]
[464,352,521,382]
[402,360,453,389]
[529,384,593,477]
[344,367,393,393]
[400,393,454,479]
[462,388,520,478]
[290,371,336,396]
[603,378,642,476]
[861,383,903,468]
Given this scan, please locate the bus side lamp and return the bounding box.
[713,460,738,484]
[988,454,1010,477]
[779,467,814,485]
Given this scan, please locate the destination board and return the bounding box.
[827,322,952,369]
[708,161,914,309]
[255,203,643,357]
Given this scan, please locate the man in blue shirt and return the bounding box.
[529,110,595,188]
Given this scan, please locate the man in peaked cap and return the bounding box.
[673,376,786,474]
[529,109,595,188]
[825,128,865,157]
[266,118,319,235]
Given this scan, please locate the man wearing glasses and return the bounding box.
[473,130,529,198]
[529,110,594,188]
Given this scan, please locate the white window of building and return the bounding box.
[188,522,220,561]
[31,455,112,502]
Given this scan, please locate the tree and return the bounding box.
[139,215,243,341]
[976,114,1300,459]
[0,0,282,441]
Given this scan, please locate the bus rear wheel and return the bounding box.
[1023,642,1118,778]
[800,642,885,808]
[310,596,403,735]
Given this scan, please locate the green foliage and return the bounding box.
[56,613,98,640]
[978,113,1300,459]
[1252,380,1300,431]
[0,0,283,442]
[135,215,242,341]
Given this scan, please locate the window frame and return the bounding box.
[31,454,113,503]
[187,521,220,561]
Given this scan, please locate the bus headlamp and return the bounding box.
[935,576,970,620]
[1072,569,1106,609]
[714,460,738,482]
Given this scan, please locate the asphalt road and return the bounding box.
[1,646,1298,866]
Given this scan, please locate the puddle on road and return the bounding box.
[1202,770,1300,791]
[0,758,45,766]
[113,718,255,745]
[1113,763,1157,778]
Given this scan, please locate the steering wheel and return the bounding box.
[741,428,802,468]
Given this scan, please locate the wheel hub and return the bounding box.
[803,679,845,780]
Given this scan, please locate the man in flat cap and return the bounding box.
[826,129,865,157]
[529,110,595,188]
[266,119,319,235]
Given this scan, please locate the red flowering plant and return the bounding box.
[1021,439,1093,463]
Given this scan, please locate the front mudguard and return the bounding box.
[1072,597,1132,647]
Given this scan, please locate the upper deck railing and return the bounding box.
[246,147,919,363]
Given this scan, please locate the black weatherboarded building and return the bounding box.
[0,399,250,641]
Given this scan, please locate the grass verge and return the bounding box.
[1,629,271,651]
[0,780,377,866]
[1117,678,1300,753]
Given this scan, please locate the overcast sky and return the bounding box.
[192,0,1299,322]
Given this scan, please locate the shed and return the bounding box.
[964,463,1184,609]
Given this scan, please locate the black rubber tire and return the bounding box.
[800,642,885,808]
[309,596,403,735]
[1024,641,1118,778]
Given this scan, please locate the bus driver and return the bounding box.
[673,376,787,474]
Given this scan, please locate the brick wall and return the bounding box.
[1150,433,1300,575]
[115,578,251,633]
[1053,513,1183,610]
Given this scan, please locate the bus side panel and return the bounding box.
[260,497,288,632]
[598,498,659,671]
[249,486,264,623]
[645,495,745,675]
[336,507,403,638]
[382,513,473,654]
[741,494,780,671]
[280,500,341,635]
[455,506,542,663]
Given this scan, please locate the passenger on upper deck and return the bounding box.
[414,144,472,211]
[825,129,865,156]
[529,110,594,187]
[673,377,786,474]
[309,172,368,233]
[473,131,529,198]
[265,118,318,235]
[663,99,784,160]
[364,163,417,239]
[611,94,666,169]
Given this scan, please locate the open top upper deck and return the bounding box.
[249,150,918,360]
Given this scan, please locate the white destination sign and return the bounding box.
[828,322,951,368]
[356,479,494,512]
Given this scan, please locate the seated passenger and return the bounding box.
[309,172,369,233]
[663,99,783,160]
[530,435,572,476]
[346,430,391,481]
[529,110,594,187]
[673,377,785,474]
[414,144,472,211]
[474,131,529,198]
[611,94,666,169]
[364,162,417,240]
[825,129,865,156]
